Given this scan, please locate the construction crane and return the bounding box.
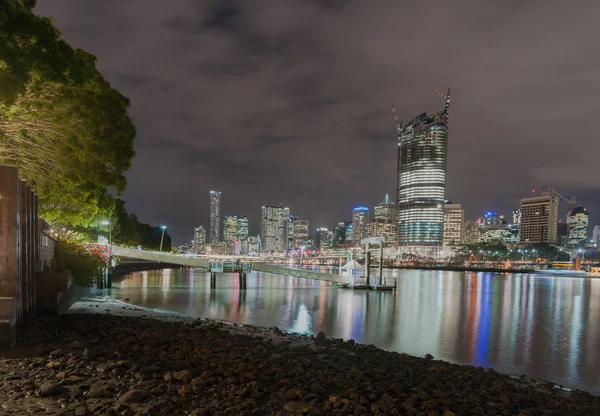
[542,186,576,215]
[390,101,402,132]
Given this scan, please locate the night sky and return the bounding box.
[36,1,600,244]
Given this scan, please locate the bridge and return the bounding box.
[109,246,395,290]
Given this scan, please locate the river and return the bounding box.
[110,267,600,394]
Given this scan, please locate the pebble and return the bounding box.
[0,313,596,416]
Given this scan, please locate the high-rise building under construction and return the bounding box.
[395,90,450,246]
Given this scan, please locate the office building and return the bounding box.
[443,203,464,246]
[463,220,480,245]
[477,212,506,227]
[567,206,589,247]
[344,221,353,243]
[333,222,346,245]
[519,192,559,244]
[374,194,397,223]
[593,225,600,246]
[512,208,521,225]
[292,218,309,248]
[352,206,369,244]
[316,228,333,250]
[223,215,238,243]
[192,225,206,253]
[396,90,450,246]
[209,190,221,243]
[247,236,260,254]
[558,220,569,246]
[261,205,290,252]
[364,221,397,244]
[287,215,299,249]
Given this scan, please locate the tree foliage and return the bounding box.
[51,238,105,286]
[0,0,135,226]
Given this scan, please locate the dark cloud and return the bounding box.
[35,0,600,244]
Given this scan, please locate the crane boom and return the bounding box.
[542,186,576,213]
[391,101,400,131]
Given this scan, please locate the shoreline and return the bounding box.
[0,298,598,415]
[384,265,536,273]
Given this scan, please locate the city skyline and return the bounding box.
[35,2,600,244]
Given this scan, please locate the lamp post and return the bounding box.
[159,225,167,253]
[299,246,305,268]
[101,220,112,289]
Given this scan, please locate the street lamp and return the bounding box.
[101,220,112,289]
[101,221,112,247]
[299,246,306,268]
[159,225,167,253]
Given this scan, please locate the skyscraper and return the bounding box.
[592,225,600,247]
[288,215,299,249]
[396,91,450,246]
[374,194,397,223]
[261,205,290,252]
[344,221,353,243]
[292,219,309,248]
[316,228,333,250]
[519,191,559,244]
[567,206,589,247]
[223,215,238,243]
[352,206,369,244]
[333,222,346,245]
[442,203,464,247]
[192,225,206,254]
[209,190,221,243]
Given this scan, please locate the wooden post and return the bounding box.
[378,242,384,286]
[238,272,243,288]
[365,243,370,286]
[242,273,247,289]
[210,272,216,289]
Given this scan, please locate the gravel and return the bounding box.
[0,313,598,415]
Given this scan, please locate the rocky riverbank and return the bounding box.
[1,308,599,416]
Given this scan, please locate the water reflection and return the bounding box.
[113,268,600,394]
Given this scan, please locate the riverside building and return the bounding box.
[261,205,290,252]
[352,206,369,244]
[396,90,450,250]
[519,191,559,244]
[209,190,221,243]
[442,203,464,247]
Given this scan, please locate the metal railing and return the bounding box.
[252,263,346,283]
[111,246,210,269]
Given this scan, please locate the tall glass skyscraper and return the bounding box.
[209,190,221,243]
[261,205,290,252]
[396,90,450,246]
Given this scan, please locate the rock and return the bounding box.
[121,409,136,416]
[173,370,192,382]
[442,411,455,416]
[47,361,61,369]
[49,349,64,358]
[425,354,434,360]
[70,341,83,349]
[316,332,326,339]
[88,387,111,398]
[163,372,174,382]
[188,408,207,416]
[61,375,85,386]
[284,401,305,413]
[70,403,89,416]
[39,382,70,397]
[118,389,151,403]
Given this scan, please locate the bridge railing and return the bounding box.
[111,246,210,269]
[252,263,346,283]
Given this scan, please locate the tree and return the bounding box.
[0,0,135,227]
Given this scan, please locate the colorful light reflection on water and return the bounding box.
[112,268,600,394]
